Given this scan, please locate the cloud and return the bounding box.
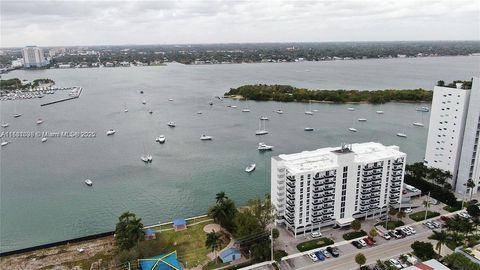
[0,0,478,47]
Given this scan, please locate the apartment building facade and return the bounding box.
[22,46,48,68]
[271,142,406,237]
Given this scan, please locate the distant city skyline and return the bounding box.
[1,0,479,47]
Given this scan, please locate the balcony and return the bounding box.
[391,182,401,187]
[286,187,295,194]
[286,175,295,181]
[360,195,370,200]
[371,192,380,197]
[361,189,371,194]
[286,181,295,189]
[312,211,322,217]
[277,179,285,185]
[312,200,323,205]
[286,193,295,200]
[324,184,335,191]
[286,199,294,207]
[392,177,401,182]
[312,205,322,211]
[371,181,382,187]
[285,211,294,219]
[392,165,403,171]
[322,215,333,221]
[324,203,334,209]
[360,206,369,212]
[285,216,294,225]
[371,187,381,193]
[391,187,400,193]
[313,180,324,187]
[286,205,294,212]
[390,194,400,199]
[277,202,285,209]
[324,195,335,202]
[393,158,404,165]
[313,194,323,199]
[392,171,402,177]
[324,178,335,184]
[360,201,370,206]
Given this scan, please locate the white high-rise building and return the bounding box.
[22,46,48,68]
[271,142,406,237]
[424,77,480,195]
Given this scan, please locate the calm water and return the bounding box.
[0,56,479,252]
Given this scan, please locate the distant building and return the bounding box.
[22,46,48,68]
[424,77,480,195]
[11,58,24,68]
[271,142,406,237]
[403,259,451,270]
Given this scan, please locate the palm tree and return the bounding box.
[428,230,448,255]
[396,211,406,221]
[355,253,366,269]
[449,232,465,248]
[216,192,228,204]
[465,179,476,201]
[205,230,221,262]
[423,197,431,221]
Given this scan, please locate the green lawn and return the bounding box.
[409,211,440,222]
[138,222,227,268]
[443,205,462,212]
[342,230,367,240]
[296,237,334,252]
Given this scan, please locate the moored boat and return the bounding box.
[412,122,425,127]
[156,135,166,144]
[106,129,116,135]
[245,164,256,173]
[1,141,9,147]
[167,121,176,127]
[348,127,358,132]
[358,118,367,122]
[304,127,314,131]
[396,133,407,138]
[200,135,213,140]
[85,179,93,186]
[258,142,274,151]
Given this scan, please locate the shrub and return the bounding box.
[343,230,367,240]
[409,211,440,222]
[273,250,288,262]
[296,237,334,252]
[411,241,436,261]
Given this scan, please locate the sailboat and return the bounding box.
[124,103,128,112]
[141,143,153,163]
[36,118,44,125]
[412,111,425,127]
[242,98,251,112]
[255,119,268,135]
[1,141,9,147]
[305,100,313,115]
[13,104,21,118]
[396,133,407,138]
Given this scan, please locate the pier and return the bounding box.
[40,87,83,106]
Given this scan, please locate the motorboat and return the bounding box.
[245,164,256,173]
[209,101,213,106]
[304,111,313,115]
[260,116,269,120]
[376,110,384,114]
[124,108,129,113]
[13,113,22,118]
[169,98,174,101]
[396,133,407,138]
[313,109,319,112]
[36,118,43,125]
[167,121,176,127]
[106,129,116,135]
[141,156,149,163]
[156,135,166,144]
[147,155,153,162]
[242,108,251,112]
[41,137,47,143]
[416,107,429,112]
[149,110,153,114]
[142,100,146,105]
[348,127,358,132]
[1,123,9,128]
[358,118,367,122]
[275,110,284,114]
[200,135,213,140]
[85,179,93,186]
[304,127,314,131]
[1,141,9,147]
[412,122,425,127]
[258,142,273,151]
[197,111,203,114]
[348,107,355,111]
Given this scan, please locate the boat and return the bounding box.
[140,90,144,94]
[156,135,166,144]
[231,105,237,108]
[141,156,149,163]
[1,123,9,128]
[124,108,129,113]
[245,164,256,173]
[200,135,213,140]
[13,114,22,118]
[260,116,269,120]
[376,110,384,114]
[413,122,425,127]
[209,101,213,106]
[396,133,407,138]
[258,142,274,151]
[106,129,116,135]
[313,109,319,112]
[167,121,176,127]
[197,111,203,114]
[84,179,93,186]
[305,100,313,115]
[149,110,153,114]
[169,98,174,101]
[255,119,268,135]
[124,103,128,112]
[358,118,367,122]
[275,110,284,114]
[348,107,355,111]
[348,127,358,132]
[304,127,314,131]
[147,154,153,162]
[1,141,9,147]
[416,107,429,112]
[142,100,146,105]
[242,108,250,112]
[41,137,47,143]
[36,118,43,125]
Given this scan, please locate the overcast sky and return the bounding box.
[1,0,479,47]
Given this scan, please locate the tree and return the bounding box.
[466,204,480,218]
[423,198,432,221]
[428,230,448,255]
[272,228,280,239]
[411,241,436,261]
[209,192,237,232]
[351,219,361,232]
[369,228,378,239]
[437,80,445,87]
[443,252,480,270]
[355,253,367,268]
[205,231,221,262]
[466,179,476,201]
[396,211,406,221]
[216,191,228,203]
[234,210,263,239]
[248,194,273,230]
[115,211,145,251]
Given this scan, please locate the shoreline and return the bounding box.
[224,95,432,104]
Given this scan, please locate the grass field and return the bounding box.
[296,237,334,252]
[409,211,440,222]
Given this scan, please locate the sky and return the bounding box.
[1,0,479,47]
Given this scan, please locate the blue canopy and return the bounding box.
[145,228,155,236]
[173,218,186,226]
[139,251,183,270]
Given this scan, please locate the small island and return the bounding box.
[0,78,55,92]
[225,84,434,104]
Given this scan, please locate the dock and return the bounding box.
[40,87,83,106]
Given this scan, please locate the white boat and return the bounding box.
[305,100,313,115]
[200,135,213,140]
[1,141,9,147]
[258,142,274,151]
[169,98,174,101]
[416,107,429,112]
[84,179,93,186]
[197,111,203,114]
[242,108,250,112]
[1,123,9,128]
[124,103,128,112]
[156,135,166,144]
[412,122,425,127]
[36,118,43,125]
[106,129,116,135]
[313,109,319,112]
[13,113,22,118]
[275,110,284,114]
[231,105,237,108]
[376,110,384,114]
[245,164,256,173]
[358,118,367,122]
[147,154,153,162]
[141,156,149,163]
[304,127,314,131]
[124,108,129,113]
[260,116,269,120]
[255,119,269,135]
[396,133,407,138]
[142,100,146,105]
[348,107,355,111]
[348,127,358,132]
[167,121,176,127]
[41,137,47,143]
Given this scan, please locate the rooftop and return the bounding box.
[276,142,405,174]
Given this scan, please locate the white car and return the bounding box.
[404,208,413,214]
[406,226,416,234]
[459,212,471,219]
[311,231,322,238]
[308,252,318,262]
[358,239,367,247]
[389,259,402,269]
[401,227,412,236]
[320,249,330,258]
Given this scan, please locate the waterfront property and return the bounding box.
[138,251,183,270]
[22,46,49,68]
[424,77,480,195]
[271,142,406,237]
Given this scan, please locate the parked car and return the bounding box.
[326,246,339,257]
[404,208,413,213]
[389,259,402,269]
[308,252,318,262]
[311,231,322,238]
[388,230,401,239]
[320,249,330,258]
[406,226,416,234]
[382,233,391,240]
[424,221,435,229]
[351,240,363,249]
[364,237,376,246]
[459,212,471,219]
[432,221,441,228]
[401,227,412,236]
[314,250,325,261]
[395,229,406,238]
[358,239,367,247]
